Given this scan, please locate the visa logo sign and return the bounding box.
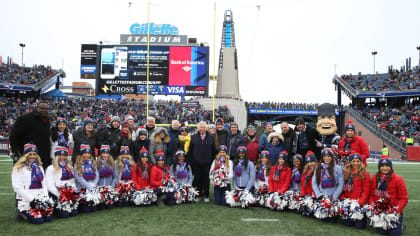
[165,86,185,95]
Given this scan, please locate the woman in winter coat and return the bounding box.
[149,127,170,165]
[130,127,150,162]
[72,118,98,164]
[97,116,125,161]
[12,143,50,224]
[265,132,288,165]
[338,121,370,166]
[132,147,152,190]
[150,150,176,207]
[369,156,407,235]
[268,151,291,194]
[300,151,317,197]
[210,145,233,205]
[50,117,74,160]
[341,153,371,229]
[232,146,256,192]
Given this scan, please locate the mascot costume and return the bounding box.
[315,103,341,162]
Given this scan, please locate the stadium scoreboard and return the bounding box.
[80,44,209,96]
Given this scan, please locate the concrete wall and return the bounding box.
[198,97,247,130]
[345,113,403,160]
[216,47,240,99]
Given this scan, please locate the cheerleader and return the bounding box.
[269,151,291,194]
[45,145,77,218]
[209,145,233,205]
[341,153,370,229]
[233,146,255,192]
[97,144,118,187]
[50,117,74,160]
[369,156,407,235]
[312,148,344,200]
[170,149,193,185]
[12,143,50,224]
[312,148,343,223]
[150,150,175,207]
[300,151,317,197]
[74,143,99,190]
[254,150,272,193]
[290,154,303,192]
[115,145,135,184]
[132,147,152,190]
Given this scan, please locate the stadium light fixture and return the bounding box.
[19,43,25,67]
[371,51,377,75]
[417,46,420,67]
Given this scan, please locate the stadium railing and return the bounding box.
[346,107,406,155]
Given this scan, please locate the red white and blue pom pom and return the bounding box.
[313,196,338,219]
[210,168,229,188]
[79,188,102,207]
[299,195,316,216]
[97,185,118,206]
[160,175,178,193]
[225,189,256,208]
[174,184,199,204]
[265,192,287,210]
[283,191,302,210]
[336,198,364,220]
[56,184,80,213]
[18,194,54,219]
[131,188,157,206]
[364,199,401,230]
[254,185,269,206]
[115,182,136,203]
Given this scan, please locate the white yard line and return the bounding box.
[408,200,420,203]
[0,159,12,162]
[0,172,11,174]
[404,179,420,182]
[241,218,279,222]
[0,193,14,195]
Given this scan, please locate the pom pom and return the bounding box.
[265,192,287,211]
[336,198,365,220]
[364,199,401,230]
[97,185,118,206]
[56,184,80,213]
[254,185,269,206]
[115,182,136,204]
[18,194,54,219]
[225,189,256,208]
[313,196,338,219]
[79,188,102,207]
[174,184,200,204]
[131,188,157,206]
[159,174,178,193]
[209,166,230,188]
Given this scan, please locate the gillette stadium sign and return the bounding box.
[121,23,187,45]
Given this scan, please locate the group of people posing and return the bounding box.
[9,102,407,235]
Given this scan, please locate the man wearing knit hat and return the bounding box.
[214,118,228,149]
[244,125,259,162]
[71,117,98,163]
[98,116,125,159]
[258,121,274,152]
[10,100,51,169]
[291,117,319,160]
[338,120,370,167]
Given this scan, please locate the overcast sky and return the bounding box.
[1,0,419,104]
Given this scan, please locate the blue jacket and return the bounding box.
[97,163,119,187]
[169,164,193,185]
[187,132,216,164]
[265,142,287,165]
[226,131,246,157]
[167,126,179,158]
[258,131,271,152]
[233,161,256,191]
[312,164,344,200]
[74,165,99,190]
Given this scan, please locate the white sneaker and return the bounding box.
[196,197,202,202]
[204,197,210,203]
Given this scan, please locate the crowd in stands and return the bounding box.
[0,97,233,138]
[246,102,320,110]
[0,64,55,85]
[355,103,420,143]
[341,67,420,92]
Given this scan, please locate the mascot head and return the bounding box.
[316,103,337,136]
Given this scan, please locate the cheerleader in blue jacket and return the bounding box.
[97,144,118,187]
[170,149,193,185]
[74,143,99,190]
[233,146,256,192]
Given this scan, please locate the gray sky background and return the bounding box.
[1,0,419,104]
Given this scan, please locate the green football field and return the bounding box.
[0,155,419,236]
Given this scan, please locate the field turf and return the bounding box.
[0,156,419,236]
